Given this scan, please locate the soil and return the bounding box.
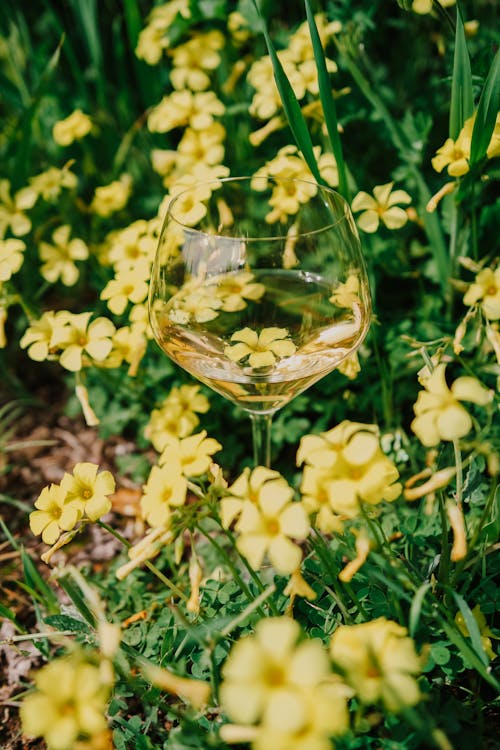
[0,383,143,750]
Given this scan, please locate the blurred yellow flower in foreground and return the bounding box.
[20,654,112,750]
[463,266,500,320]
[52,109,92,146]
[225,326,296,368]
[330,618,423,711]
[411,363,493,446]
[220,617,350,740]
[351,182,411,233]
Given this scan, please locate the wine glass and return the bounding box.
[149,176,371,467]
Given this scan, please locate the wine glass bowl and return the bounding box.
[149,176,371,464]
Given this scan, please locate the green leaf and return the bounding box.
[409,582,432,637]
[43,614,91,634]
[304,0,349,199]
[440,617,499,690]
[0,602,26,634]
[57,574,97,628]
[251,0,323,184]
[448,589,491,667]
[21,549,60,615]
[449,6,474,140]
[470,48,500,165]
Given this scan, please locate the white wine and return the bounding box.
[153,269,369,414]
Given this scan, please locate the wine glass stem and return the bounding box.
[249,413,272,468]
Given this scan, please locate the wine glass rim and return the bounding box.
[165,175,353,241]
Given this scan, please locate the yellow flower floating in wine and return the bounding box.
[224,326,296,368]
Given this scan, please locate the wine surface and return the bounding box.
[153,269,369,414]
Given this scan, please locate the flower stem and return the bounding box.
[249,412,273,467]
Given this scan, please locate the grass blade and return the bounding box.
[470,48,500,166]
[449,5,473,139]
[409,581,432,638]
[251,1,323,184]
[304,0,349,199]
[448,589,491,667]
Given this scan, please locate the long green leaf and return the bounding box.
[440,617,499,690]
[470,48,500,165]
[449,6,474,139]
[448,589,491,667]
[21,549,60,615]
[304,0,349,199]
[409,582,432,638]
[251,1,323,184]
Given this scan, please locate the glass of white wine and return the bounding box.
[149,176,371,467]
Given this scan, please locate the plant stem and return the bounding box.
[249,412,273,467]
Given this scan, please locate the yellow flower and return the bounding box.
[147,89,224,133]
[235,483,309,574]
[429,113,495,176]
[20,310,71,362]
[225,326,297,369]
[0,179,36,237]
[104,219,157,271]
[221,466,291,529]
[141,464,187,527]
[248,52,305,119]
[412,0,455,13]
[463,266,500,320]
[159,430,222,476]
[100,261,150,315]
[330,618,422,711]
[20,653,112,750]
[0,238,25,281]
[170,30,224,91]
[60,462,116,521]
[298,421,402,523]
[146,403,198,452]
[411,363,493,446]
[220,617,350,736]
[29,483,83,544]
[105,325,147,374]
[168,183,210,227]
[176,122,226,171]
[39,225,89,286]
[51,312,115,372]
[351,182,412,233]
[145,385,208,451]
[29,165,78,201]
[135,1,191,65]
[53,109,92,146]
[90,174,132,217]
